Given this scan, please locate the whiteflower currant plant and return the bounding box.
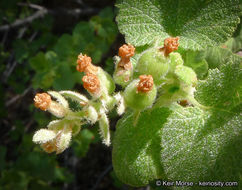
[33,0,242,189]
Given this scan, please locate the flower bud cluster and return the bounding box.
[33,92,74,153]
[33,125,72,154]
[33,36,199,153]
[33,52,118,152]
[116,37,197,113]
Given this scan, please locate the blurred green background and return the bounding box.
[0,0,129,189]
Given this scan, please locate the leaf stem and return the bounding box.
[133,110,141,126]
[188,96,211,110]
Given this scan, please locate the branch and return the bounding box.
[51,7,99,17]
[0,9,48,32]
[0,6,99,32]
[5,86,32,107]
[18,2,45,10]
[91,164,113,190]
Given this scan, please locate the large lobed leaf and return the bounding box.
[195,55,242,109]
[161,104,241,190]
[116,0,240,50]
[162,55,242,189]
[112,108,171,186]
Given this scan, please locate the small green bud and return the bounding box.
[97,68,116,95]
[175,65,197,86]
[114,92,125,115]
[55,126,72,154]
[60,91,89,106]
[33,129,57,144]
[169,52,184,71]
[113,68,133,87]
[99,110,110,146]
[135,48,169,85]
[124,75,157,110]
[33,125,72,154]
[155,66,197,108]
[84,105,98,124]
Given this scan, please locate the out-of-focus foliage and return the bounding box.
[0,119,73,190]
[30,7,117,90]
[0,0,118,189]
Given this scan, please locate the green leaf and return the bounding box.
[54,34,75,63]
[53,64,76,90]
[113,50,241,188]
[225,21,242,53]
[29,52,49,71]
[161,104,242,189]
[0,170,30,190]
[13,40,29,62]
[204,47,233,69]
[116,0,240,50]
[54,167,74,183]
[73,129,94,157]
[160,55,242,189]
[195,55,242,109]
[112,108,171,187]
[180,50,208,79]
[15,152,57,181]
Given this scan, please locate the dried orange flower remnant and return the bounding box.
[82,73,101,95]
[76,53,98,74]
[119,44,135,59]
[161,37,179,56]
[118,44,135,70]
[41,141,57,153]
[137,75,154,93]
[34,93,51,111]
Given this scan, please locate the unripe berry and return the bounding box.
[169,52,184,71]
[123,75,157,110]
[113,68,132,87]
[135,48,170,85]
[175,65,197,87]
[97,69,116,95]
[156,66,197,108]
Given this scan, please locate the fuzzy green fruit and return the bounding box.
[175,65,197,86]
[113,69,132,87]
[135,48,170,85]
[97,69,115,94]
[169,52,184,71]
[123,79,157,110]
